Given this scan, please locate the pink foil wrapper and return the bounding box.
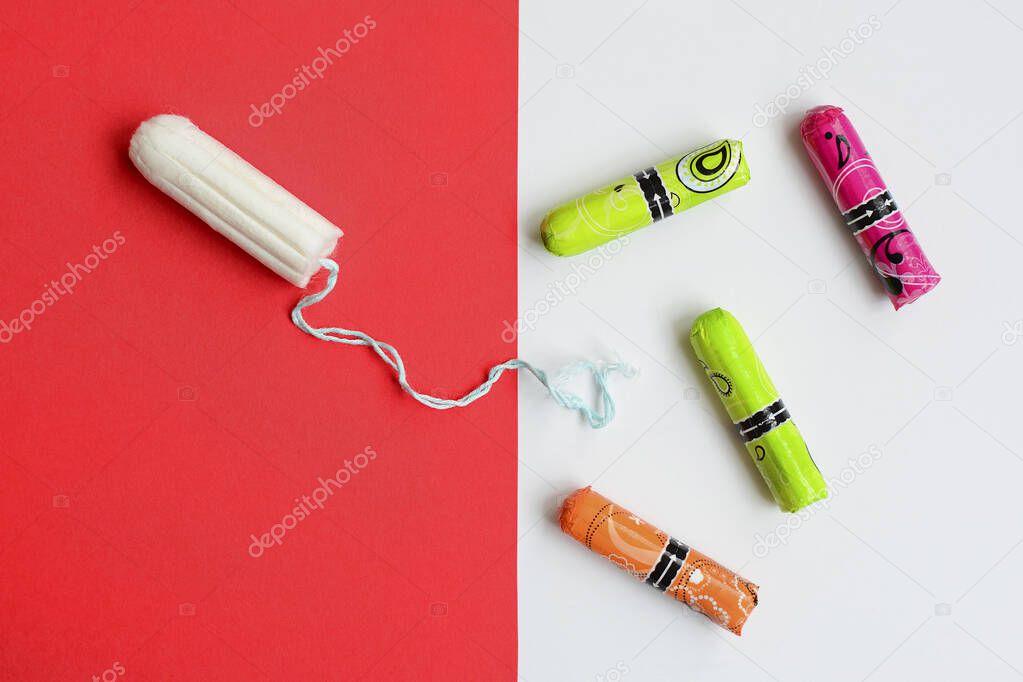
[800,106,940,309]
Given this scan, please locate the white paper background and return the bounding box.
[518,1,1023,680]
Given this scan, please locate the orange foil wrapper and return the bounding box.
[559,486,759,635]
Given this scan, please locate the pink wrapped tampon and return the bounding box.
[801,106,940,309]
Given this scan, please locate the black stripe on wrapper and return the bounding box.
[841,190,898,234]
[735,399,791,443]
[645,538,690,592]
[634,167,674,223]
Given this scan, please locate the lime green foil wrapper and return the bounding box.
[541,139,750,256]
[690,308,827,512]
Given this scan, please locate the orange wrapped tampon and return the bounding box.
[559,486,759,635]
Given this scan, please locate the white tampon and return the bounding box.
[129,114,342,287]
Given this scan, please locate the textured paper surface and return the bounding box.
[0,2,517,679]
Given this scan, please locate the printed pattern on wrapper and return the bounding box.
[560,486,759,635]
[690,308,828,513]
[541,139,750,256]
[800,105,940,309]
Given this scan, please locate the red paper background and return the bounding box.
[0,1,518,679]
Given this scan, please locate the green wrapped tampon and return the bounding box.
[541,139,750,256]
[690,308,827,512]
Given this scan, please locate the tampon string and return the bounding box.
[291,258,635,428]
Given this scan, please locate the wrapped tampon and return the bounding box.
[690,308,827,512]
[130,115,633,426]
[801,106,940,309]
[560,486,759,635]
[541,139,750,256]
[130,115,342,287]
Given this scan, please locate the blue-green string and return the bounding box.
[290,258,635,428]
